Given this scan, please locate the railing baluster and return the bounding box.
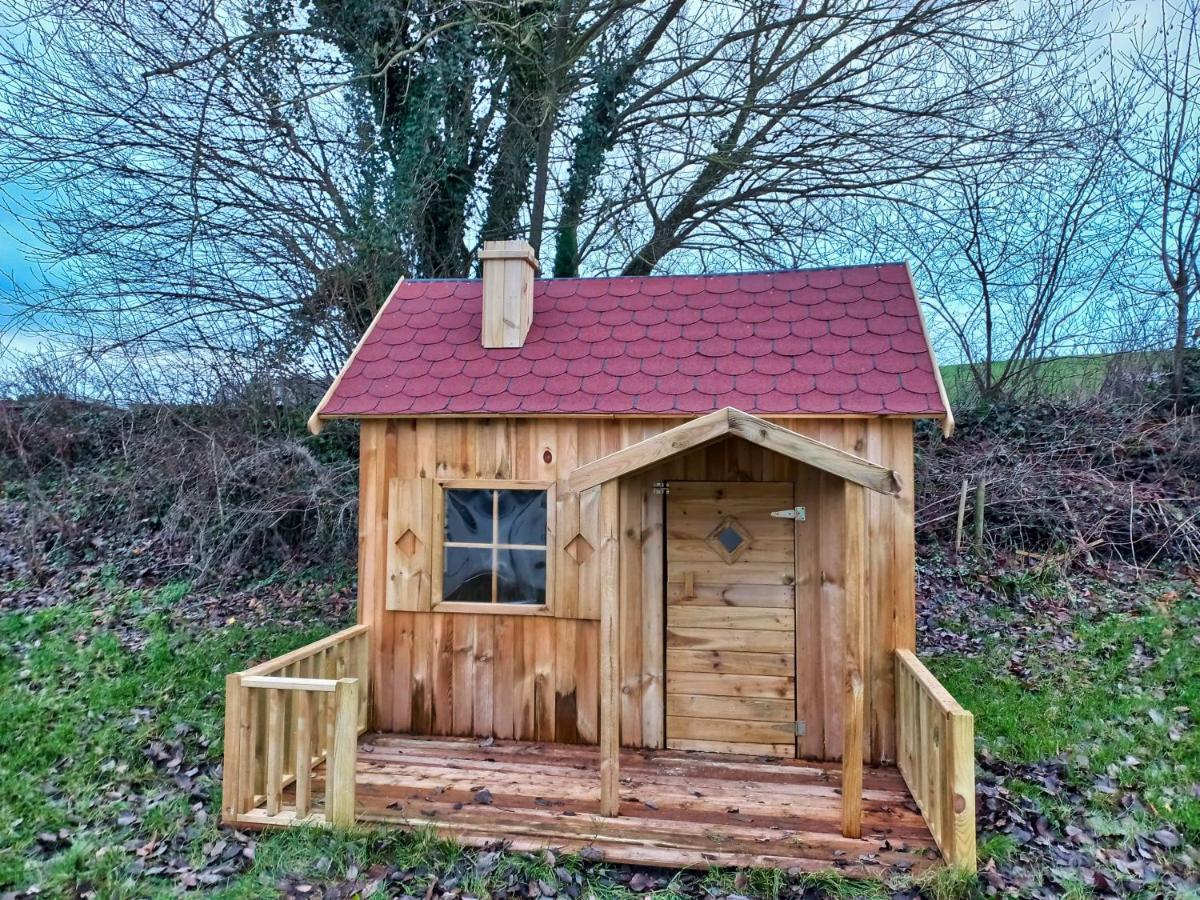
[355,633,370,727]
[294,691,312,818]
[281,662,295,788]
[265,688,284,816]
[325,677,336,772]
[242,686,259,807]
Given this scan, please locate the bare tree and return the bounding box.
[851,84,1135,405]
[897,137,1131,404]
[1116,0,1200,403]
[568,1,1106,278]
[0,0,1106,388]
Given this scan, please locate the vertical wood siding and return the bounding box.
[358,416,915,763]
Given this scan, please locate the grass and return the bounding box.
[4,568,1196,897]
[0,582,335,895]
[928,579,1200,842]
[937,350,1169,407]
[975,833,1017,866]
[909,866,980,900]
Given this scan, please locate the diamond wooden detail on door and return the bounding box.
[706,516,752,564]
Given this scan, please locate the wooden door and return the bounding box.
[664,481,797,757]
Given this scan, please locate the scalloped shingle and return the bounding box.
[317,264,946,418]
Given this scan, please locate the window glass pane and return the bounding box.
[445,489,493,543]
[443,546,493,603]
[496,548,546,605]
[717,526,744,553]
[497,490,546,546]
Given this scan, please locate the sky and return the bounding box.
[0,191,42,359]
[0,190,36,289]
[0,0,1168,378]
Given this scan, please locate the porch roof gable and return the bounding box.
[565,407,902,495]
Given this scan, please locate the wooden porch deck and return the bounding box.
[269,733,940,875]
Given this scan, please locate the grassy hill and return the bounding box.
[938,351,1168,408]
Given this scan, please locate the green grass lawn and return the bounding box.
[0,580,336,896]
[2,567,1196,897]
[930,583,1199,842]
[925,573,1200,897]
[937,351,1168,408]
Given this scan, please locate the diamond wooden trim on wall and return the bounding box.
[565,534,595,565]
[396,528,421,557]
[706,516,752,564]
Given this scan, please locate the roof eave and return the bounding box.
[566,407,902,495]
[903,261,954,437]
[308,276,406,435]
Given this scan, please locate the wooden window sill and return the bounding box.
[432,601,553,617]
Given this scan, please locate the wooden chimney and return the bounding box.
[480,239,539,348]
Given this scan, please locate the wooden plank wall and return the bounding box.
[358,416,915,764]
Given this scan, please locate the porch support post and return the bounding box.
[327,677,360,827]
[221,673,245,823]
[599,479,621,816]
[842,481,867,838]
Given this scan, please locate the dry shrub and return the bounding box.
[0,398,358,582]
[916,400,1200,568]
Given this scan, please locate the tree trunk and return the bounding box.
[554,0,686,276]
[1172,282,1191,403]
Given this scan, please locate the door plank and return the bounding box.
[667,583,796,609]
[666,716,797,745]
[666,649,795,677]
[666,694,794,721]
[665,737,797,757]
[666,627,794,654]
[668,671,795,700]
[669,606,794,632]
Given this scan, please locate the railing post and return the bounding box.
[946,709,977,868]
[294,691,312,819]
[598,479,620,817]
[326,677,360,827]
[221,673,244,822]
[265,688,284,816]
[841,481,866,838]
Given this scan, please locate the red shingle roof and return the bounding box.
[315,264,948,419]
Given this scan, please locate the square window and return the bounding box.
[497,490,546,545]
[440,485,550,607]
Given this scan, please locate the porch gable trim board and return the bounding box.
[566,408,902,495]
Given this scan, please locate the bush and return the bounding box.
[0,398,359,582]
[916,399,1200,568]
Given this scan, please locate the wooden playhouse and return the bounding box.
[220,241,976,876]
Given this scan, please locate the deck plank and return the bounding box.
[268,733,939,876]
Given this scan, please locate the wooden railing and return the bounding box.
[895,649,976,869]
[222,624,370,827]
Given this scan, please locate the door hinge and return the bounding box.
[653,481,670,495]
[771,506,806,521]
[794,720,807,736]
